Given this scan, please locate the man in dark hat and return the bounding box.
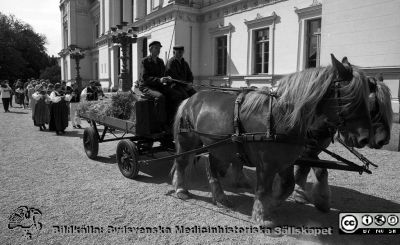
[138,41,186,133]
[81,80,98,101]
[165,45,196,98]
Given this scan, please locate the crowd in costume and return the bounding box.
[0,78,102,136]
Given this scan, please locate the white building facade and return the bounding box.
[59,0,400,111]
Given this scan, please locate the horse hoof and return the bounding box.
[260,221,283,237]
[176,189,191,200]
[215,198,233,208]
[293,188,310,204]
[312,192,331,212]
[260,220,276,228]
[311,184,331,212]
[314,202,330,213]
[313,195,331,213]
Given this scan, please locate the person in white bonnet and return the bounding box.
[80,80,99,102]
[49,83,71,135]
[32,85,51,131]
[69,82,82,129]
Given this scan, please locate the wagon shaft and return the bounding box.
[295,158,372,174]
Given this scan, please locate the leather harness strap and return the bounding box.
[178,89,302,144]
[233,92,246,136]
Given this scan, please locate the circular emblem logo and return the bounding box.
[374,215,386,226]
[387,215,399,226]
[362,215,373,226]
[341,215,358,232]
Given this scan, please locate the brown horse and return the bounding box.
[171,55,372,224]
[293,76,393,212]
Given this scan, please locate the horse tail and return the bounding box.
[170,98,189,178]
[170,159,177,177]
[173,98,189,140]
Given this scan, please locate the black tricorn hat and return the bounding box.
[149,41,162,48]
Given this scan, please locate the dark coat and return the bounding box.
[165,57,193,83]
[138,56,165,90]
[69,88,80,103]
[86,86,98,101]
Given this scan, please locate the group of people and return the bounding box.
[1,78,102,135]
[0,78,47,111]
[138,41,196,133]
[2,41,194,139]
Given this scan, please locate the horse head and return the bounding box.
[321,54,372,148]
[367,76,393,148]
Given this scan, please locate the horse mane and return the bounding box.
[375,81,393,129]
[241,65,370,132]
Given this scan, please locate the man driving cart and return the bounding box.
[165,45,197,99]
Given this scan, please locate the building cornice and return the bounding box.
[95,34,110,47]
[244,12,277,28]
[129,0,289,33]
[209,23,234,35]
[200,0,286,22]
[58,48,69,58]
[294,0,322,19]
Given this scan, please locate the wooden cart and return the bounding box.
[80,112,174,179]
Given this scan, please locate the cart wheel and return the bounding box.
[83,127,99,159]
[117,140,139,179]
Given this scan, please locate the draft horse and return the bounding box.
[171,54,372,223]
[293,75,393,212]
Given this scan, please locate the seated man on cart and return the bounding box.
[165,45,196,99]
[138,41,186,146]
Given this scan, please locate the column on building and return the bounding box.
[100,0,105,34]
[146,0,151,15]
[134,0,145,20]
[123,0,132,23]
[111,0,121,26]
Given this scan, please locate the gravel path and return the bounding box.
[0,105,399,245]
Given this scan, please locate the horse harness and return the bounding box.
[180,77,347,146]
[173,80,376,174]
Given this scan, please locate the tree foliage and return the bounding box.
[0,12,57,81]
[40,64,61,84]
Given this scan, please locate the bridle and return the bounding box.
[321,77,349,139]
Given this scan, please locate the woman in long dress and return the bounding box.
[32,86,50,131]
[15,86,25,108]
[49,83,71,135]
[27,83,36,109]
[31,85,40,121]
[47,84,55,131]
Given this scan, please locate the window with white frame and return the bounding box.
[294,3,322,70]
[244,12,277,76]
[254,28,270,74]
[305,18,321,68]
[216,36,227,76]
[152,0,160,10]
[209,23,233,77]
